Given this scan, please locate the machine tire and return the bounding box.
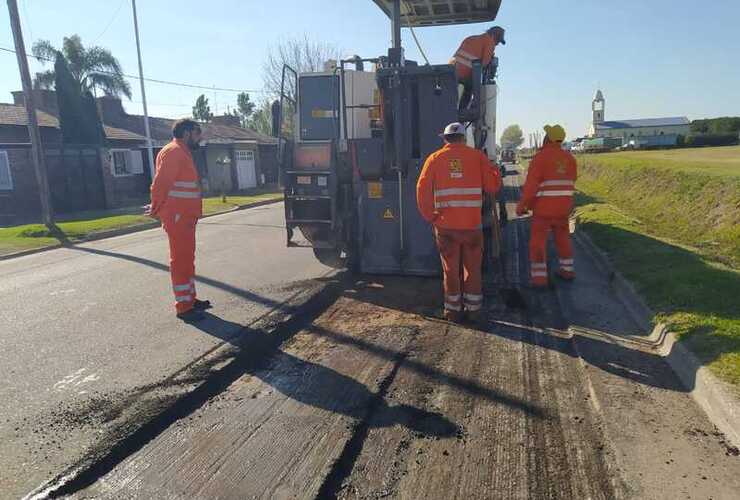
[313,248,347,269]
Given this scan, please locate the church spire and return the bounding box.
[592,89,605,125]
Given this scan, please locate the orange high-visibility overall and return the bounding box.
[451,33,496,83]
[417,143,502,312]
[517,142,578,286]
[150,139,203,314]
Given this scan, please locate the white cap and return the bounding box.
[441,122,465,137]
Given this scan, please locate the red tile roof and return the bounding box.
[1,103,146,141]
[0,103,59,128]
[103,125,147,141]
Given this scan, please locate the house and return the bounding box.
[96,96,280,192]
[588,90,690,147]
[1,90,279,224]
[0,100,151,222]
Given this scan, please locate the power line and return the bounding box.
[91,0,125,44]
[132,100,191,108]
[402,1,430,65]
[0,45,268,94]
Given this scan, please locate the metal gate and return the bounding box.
[45,146,106,213]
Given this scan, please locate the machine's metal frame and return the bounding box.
[278,0,505,276]
[372,0,502,27]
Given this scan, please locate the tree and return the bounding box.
[192,94,213,122]
[235,92,255,127]
[262,36,339,136]
[54,52,103,144]
[32,35,131,99]
[501,124,524,149]
[247,98,274,136]
[691,117,740,135]
[263,36,339,99]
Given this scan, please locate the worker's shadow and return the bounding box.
[260,349,458,437]
[190,312,458,439]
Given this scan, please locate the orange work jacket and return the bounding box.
[451,33,495,82]
[517,142,578,219]
[150,139,202,218]
[417,143,502,230]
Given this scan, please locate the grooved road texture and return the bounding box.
[6,172,740,499]
[72,279,620,500]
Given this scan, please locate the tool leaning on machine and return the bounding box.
[516,124,578,287]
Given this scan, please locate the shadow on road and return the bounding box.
[337,273,697,395]
[66,245,304,313]
[199,221,285,229]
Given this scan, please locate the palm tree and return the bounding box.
[32,35,132,99]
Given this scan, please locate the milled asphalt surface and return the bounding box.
[3,175,740,499]
[0,203,330,498]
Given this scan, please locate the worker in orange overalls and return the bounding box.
[417,122,502,323]
[150,119,211,322]
[516,125,578,287]
[451,26,506,111]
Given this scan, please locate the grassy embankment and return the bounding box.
[575,146,740,386]
[0,190,282,256]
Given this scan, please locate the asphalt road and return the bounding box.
[0,203,331,498]
[3,177,740,499]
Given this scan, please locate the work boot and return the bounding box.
[193,298,212,310]
[443,309,463,323]
[466,310,484,326]
[177,308,206,323]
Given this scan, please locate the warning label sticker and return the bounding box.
[367,182,383,199]
[383,208,394,220]
[311,109,336,119]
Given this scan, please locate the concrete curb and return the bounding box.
[0,197,282,262]
[572,218,740,448]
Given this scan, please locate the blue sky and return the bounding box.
[2,0,739,141]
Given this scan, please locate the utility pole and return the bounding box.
[131,0,156,179]
[7,0,53,225]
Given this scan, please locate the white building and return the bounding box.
[588,90,690,146]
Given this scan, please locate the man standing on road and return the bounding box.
[417,122,502,323]
[516,124,578,287]
[451,25,506,111]
[150,119,212,322]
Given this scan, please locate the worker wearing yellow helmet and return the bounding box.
[516,124,578,287]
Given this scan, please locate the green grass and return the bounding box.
[575,147,740,387]
[580,145,740,177]
[577,201,740,387]
[0,190,282,256]
[578,152,740,267]
[202,191,282,215]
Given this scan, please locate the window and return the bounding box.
[236,150,254,162]
[110,149,144,176]
[0,151,12,190]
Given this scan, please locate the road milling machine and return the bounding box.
[277,0,506,280]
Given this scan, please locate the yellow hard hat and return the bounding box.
[544,124,566,142]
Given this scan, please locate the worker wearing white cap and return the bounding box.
[417,123,502,322]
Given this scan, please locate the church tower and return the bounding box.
[592,89,605,125]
